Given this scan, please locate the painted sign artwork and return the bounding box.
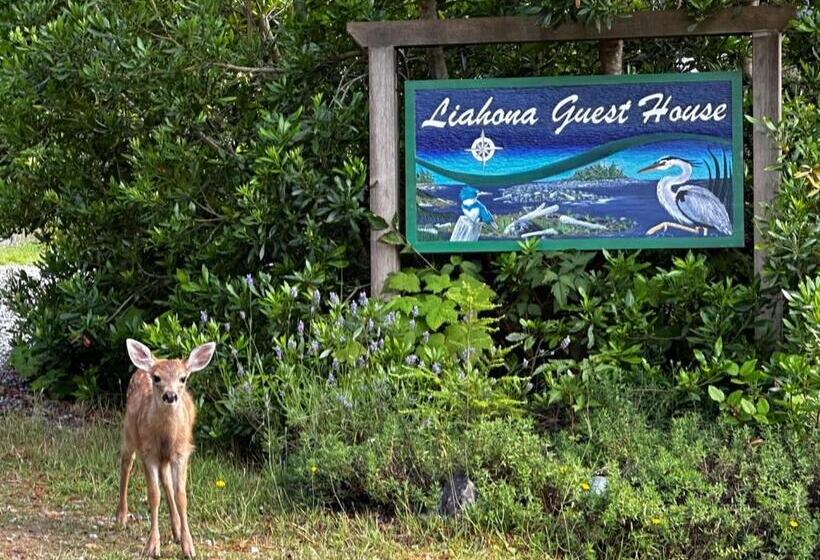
[405,72,743,252]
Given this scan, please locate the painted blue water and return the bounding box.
[416,140,733,185]
[417,179,733,239]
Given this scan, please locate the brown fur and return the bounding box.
[117,342,214,559]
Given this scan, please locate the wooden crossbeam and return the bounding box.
[348,6,795,48]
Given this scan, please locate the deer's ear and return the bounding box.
[126,339,155,371]
[186,342,216,373]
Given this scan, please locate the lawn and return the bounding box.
[0,412,543,559]
[0,240,41,265]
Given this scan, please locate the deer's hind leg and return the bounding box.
[116,444,135,527]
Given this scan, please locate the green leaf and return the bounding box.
[707,385,725,403]
[379,230,404,246]
[425,300,457,330]
[424,273,451,294]
[368,214,389,230]
[740,398,756,415]
[385,271,420,293]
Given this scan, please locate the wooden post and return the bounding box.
[368,46,400,297]
[752,31,782,276]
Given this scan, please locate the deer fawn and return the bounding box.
[117,339,216,558]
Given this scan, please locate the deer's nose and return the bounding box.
[162,391,178,404]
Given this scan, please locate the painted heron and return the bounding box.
[638,156,732,236]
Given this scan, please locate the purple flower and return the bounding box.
[289,286,298,298]
[411,305,419,318]
[327,372,336,385]
[312,289,321,306]
[337,394,353,410]
[458,369,466,381]
[405,354,419,366]
[310,340,319,354]
[331,359,339,370]
[522,358,529,368]
[378,338,385,349]
[200,310,209,323]
[244,274,254,288]
[367,318,375,331]
[358,291,368,306]
[231,347,238,358]
[432,362,441,374]
[237,364,245,375]
[297,320,305,336]
[421,417,431,429]
[287,339,297,350]
[239,310,246,320]
[560,335,571,351]
[384,311,397,327]
[350,301,358,315]
[408,319,416,330]
[356,356,365,368]
[525,382,533,393]
[329,292,340,305]
[336,315,344,326]
[223,322,231,332]
[422,331,429,344]
[275,346,283,360]
[368,340,378,354]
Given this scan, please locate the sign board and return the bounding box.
[405,71,743,252]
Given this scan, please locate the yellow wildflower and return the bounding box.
[789,519,798,528]
[580,482,590,491]
[651,517,662,526]
[215,479,226,489]
[310,465,318,475]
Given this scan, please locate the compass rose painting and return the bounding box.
[404,72,744,252]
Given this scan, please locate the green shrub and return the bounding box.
[0,0,379,397]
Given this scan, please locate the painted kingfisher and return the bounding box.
[459,186,497,229]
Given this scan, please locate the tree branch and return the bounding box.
[419,0,448,79]
[213,62,278,75]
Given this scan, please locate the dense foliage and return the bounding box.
[0,1,818,556]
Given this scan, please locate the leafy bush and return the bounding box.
[0,0,385,397]
[461,408,818,559]
[0,1,818,553]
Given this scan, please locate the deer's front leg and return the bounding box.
[143,461,162,558]
[173,456,195,558]
[161,462,181,542]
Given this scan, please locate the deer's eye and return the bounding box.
[152,375,161,384]
[179,376,187,384]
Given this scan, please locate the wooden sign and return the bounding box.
[405,71,743,252]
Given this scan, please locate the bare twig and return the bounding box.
[213,62,278,75]
[197,131,237,159]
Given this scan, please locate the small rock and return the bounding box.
[439,473,476,517]
[590,475,608,496]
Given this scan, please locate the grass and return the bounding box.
[0,412,547,559]
[0,240,42,265]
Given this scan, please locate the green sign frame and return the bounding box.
[404,71,744,253]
